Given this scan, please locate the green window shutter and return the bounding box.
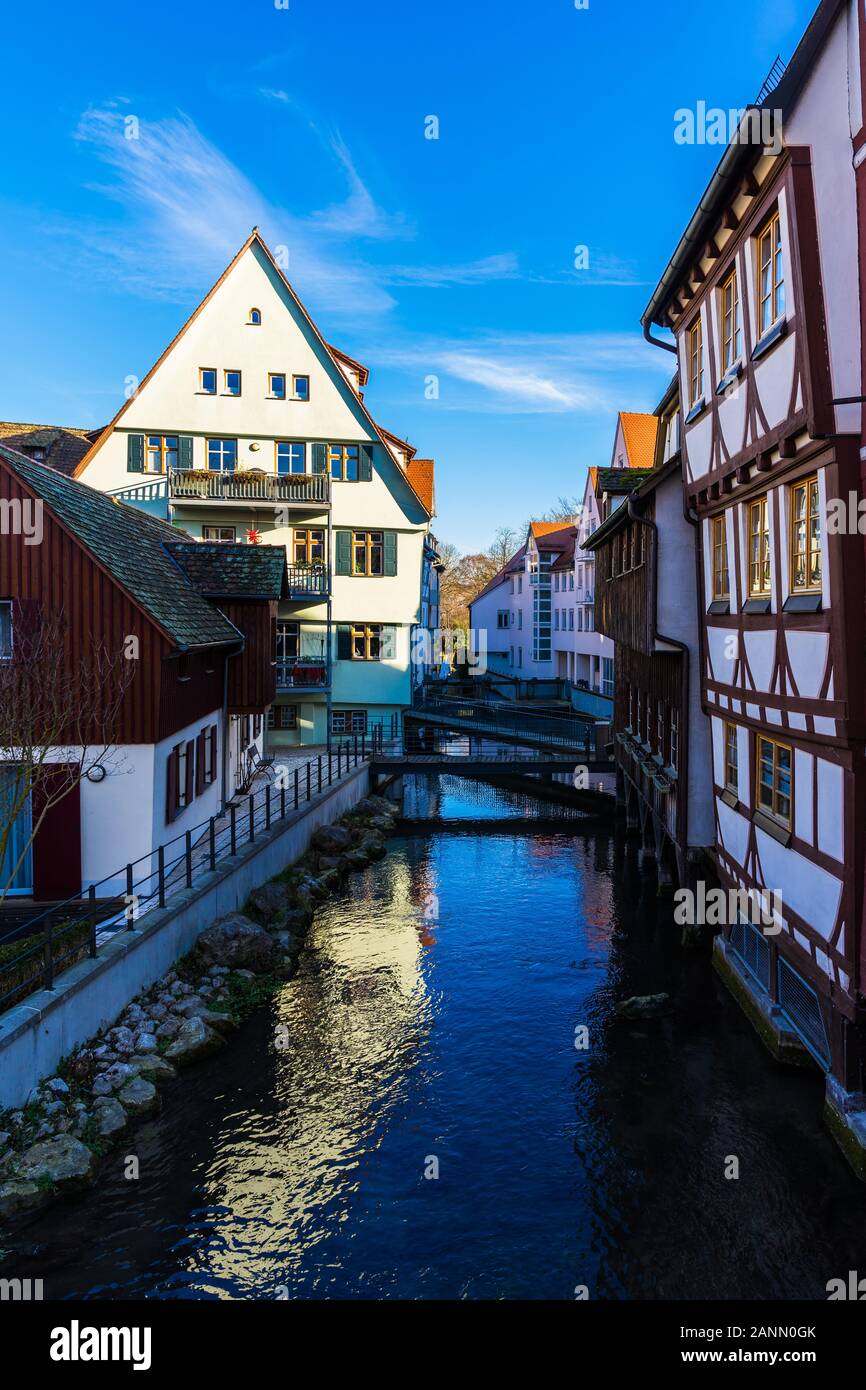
[336,625,352,660]
[311,442,327,475]
[384,531,397,576]
[127,434,144,473]
[335,530,351,575]
[380,626,396,661]
[178,436,193,469]
[359,443,373,481]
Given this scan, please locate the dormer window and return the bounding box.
[721,267,742,371]
[249,308,262,325]
[757,211,784,335]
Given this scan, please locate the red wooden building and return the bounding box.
[0,444,285,900]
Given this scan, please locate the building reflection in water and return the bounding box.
[193,850,438,1294]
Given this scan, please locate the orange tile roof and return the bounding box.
[327,344,369,386]
[405,457,435,514]
[530,519,568,539]
[619,412,659,470]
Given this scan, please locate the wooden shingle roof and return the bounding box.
[0,422,103,477]
[166,542,288,600]
[0,444,242,650]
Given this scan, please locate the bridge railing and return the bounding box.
[407,693,600,753]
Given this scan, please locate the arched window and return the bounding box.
[249,307,261,325]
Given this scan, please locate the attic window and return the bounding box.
[249,308,262,325]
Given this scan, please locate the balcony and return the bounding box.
[276,658,330,691]
[168,468,330,508]
[286,563,330,599]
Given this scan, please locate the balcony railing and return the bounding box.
[168,468,330,506]
[286,563,330,598]
[276,658,330,690]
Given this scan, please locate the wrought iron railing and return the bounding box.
[285,563,330,597]
[0,739,370,1014]
[409,692,599,753]
[276,658,330,690]
[168,469,330,506]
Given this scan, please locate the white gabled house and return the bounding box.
[74,229,438,748]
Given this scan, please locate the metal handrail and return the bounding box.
[0,738,370,1013]
[168,468,330,505]
[285,563,330,595]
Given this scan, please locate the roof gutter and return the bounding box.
[642,0,846,334]
[641,123,758,333]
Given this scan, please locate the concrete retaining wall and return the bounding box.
[0,764,370,1110]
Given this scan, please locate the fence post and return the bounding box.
[230,804,237,857]
[45,913,54,991]
[306,761,311,802]
[185,830,193,889]
[249,793,255,843]
[126,863,134,931]
[317,754,322,792]
[158,847,166,909]
[361,732,366,760]
[328,752,333,786]
[294,767,299,810]
[209,817,216,871]
[266,783,272,831]
[353,733,358,764]
[280,780,286,819]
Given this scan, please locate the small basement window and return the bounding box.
[0,601,12,659]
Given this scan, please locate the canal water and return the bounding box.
[5,774,866,1300]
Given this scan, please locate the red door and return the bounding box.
[32,769,81,899]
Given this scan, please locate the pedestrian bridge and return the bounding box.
[400,695,606,759]
[367,696,615,810]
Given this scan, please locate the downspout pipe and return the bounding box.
[643,320,678,355]
[219,634,246,815]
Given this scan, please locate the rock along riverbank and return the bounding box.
[0,794,399,1225]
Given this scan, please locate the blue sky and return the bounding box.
[0,0,815,552]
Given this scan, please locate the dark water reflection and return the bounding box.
[5,775,866,1300]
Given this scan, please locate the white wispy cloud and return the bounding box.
[64,102,666,417]
[380,253,520,287]
[69,103,519,316]
[309,133,409,240]
[529,252,651,288]
[70,103,399,315]
[367,331,674,415]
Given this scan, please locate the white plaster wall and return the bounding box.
[655,478,714,846]
[785,3,861,435]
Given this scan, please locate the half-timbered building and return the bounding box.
[0,444,285,899]
[585,382,714,891]
[641,0,866,1167]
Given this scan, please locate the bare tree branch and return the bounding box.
[0,610,135,900]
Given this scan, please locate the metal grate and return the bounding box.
[777,958,831,1071]
[755,55,786,104]
[730,918,771,993]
